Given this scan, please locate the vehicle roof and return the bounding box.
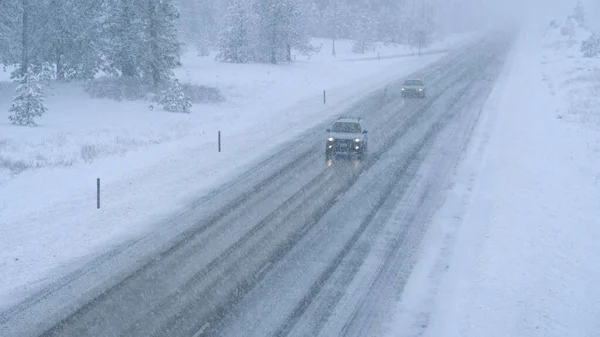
[334,117,362,123]
[403,79,424,84]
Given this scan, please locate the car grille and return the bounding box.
[333,139,354,151]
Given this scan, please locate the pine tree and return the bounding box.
[375,2,402,44]
[45,0,70,80]
[178,0,201,42]
[400,0,435,53]
[581,34,600,58]
[283,0,317,60]
[8,69,47,127]
[68,3,103,80]
[350,3,377,54]
[0,0,21,65]
[573,0,585,26]
[11,0,49,78]
[253,0,313,64]
[416,2,436,50]
[141,0,181,87]
[102,0,181,86]
[43,0,103,80]
[0,0,103,80]
[216,0,255,63]
[178,0,222,53]
[194,0,219,56]
[18,0,32,77]
[102,0,145,78]
[253,0,284,64]
[159,79,192,113]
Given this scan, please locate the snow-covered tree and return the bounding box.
[417,2,436,49]
[561,16,577,39]
[0,0,21,65]
[581,34,600,58]
[178,0,224,52]
[322,0,352,56]
[18,0,32,77]
[253,0,314,64]
[573,0,585,27]
[216,0,255,63]
[10,0,50,78]
[281,0,318,60]
[397,0,436,52]
[253,0,285,63]
[102,0,181,86]
[159,79,191,112]
[350,3,377,54]
[193,0,219,56]
[45,0,71,79]
[141,0,181,86]
[0,0,103,80]
[8,69,47,127]
[102,0,146,78]
[0,0,495,81]
[178,0,202,43]
[374,1,403,45]
[43,0,103,80]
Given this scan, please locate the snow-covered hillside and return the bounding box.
[0,35,475,310]
[384,17,600,337]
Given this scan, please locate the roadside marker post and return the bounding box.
[97,178,100,209]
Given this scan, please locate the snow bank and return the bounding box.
[0,34,475,310]
[384,22,600,337]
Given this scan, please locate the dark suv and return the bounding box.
[325,117,368,160]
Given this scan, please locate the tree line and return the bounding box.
[182,0,445,62]
[0,0,476,125]
[0,0,180,84]
[0,0,472,79]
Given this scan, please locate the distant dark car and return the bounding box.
[325,117,368,160]
[401,79,426,98]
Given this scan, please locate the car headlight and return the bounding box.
[354,138,360,142]
[328,137,334,142]
[418,88,423,91]
[401,87,405,91]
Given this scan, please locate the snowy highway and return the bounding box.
[4,32,514,337]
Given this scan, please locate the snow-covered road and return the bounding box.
[0,32,513,337]
[0,35,475,311]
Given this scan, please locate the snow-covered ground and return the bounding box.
[384,18,600,337]
[0,35,476,310]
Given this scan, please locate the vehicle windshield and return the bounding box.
[332,122,361,133]
[404,80,423,86]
